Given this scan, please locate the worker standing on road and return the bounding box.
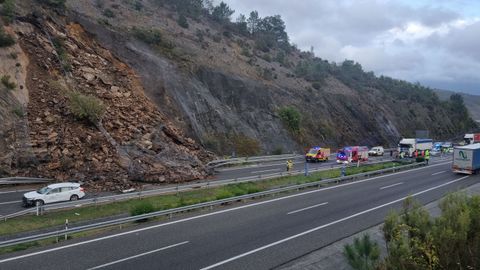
[425,149,430,165]
[286,160,293,172]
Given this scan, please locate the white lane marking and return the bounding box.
[0,189,31,194]
[251,169,281,174]
[287,202,328,215]
[200,175,470,270]
[86,241,189,270]
[0,201,21,205]
[432,171,446,176]
[379,182,404,190]
[0,161,451,264]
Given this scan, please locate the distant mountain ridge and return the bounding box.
[434,89,480,122]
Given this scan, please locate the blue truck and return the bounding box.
[452,144,480,174]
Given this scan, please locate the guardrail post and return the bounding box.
[65,219,69,240]
[36,203,44,216]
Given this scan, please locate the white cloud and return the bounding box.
[221,0,480,94]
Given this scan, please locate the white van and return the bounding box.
[368,146,384,156]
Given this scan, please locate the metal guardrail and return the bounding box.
[0,161,427,248]
[0,177,53,185]
[207,154,302,169]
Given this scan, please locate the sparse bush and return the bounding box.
[195,29,204,42]
[222,31,232,38]
[344,234,380,270]
[130,201,155,217]
[261,53,271,62]
[279,106,301,133]
[260,68,273,80]
[1,0,15,23]
[1,75,16,89]
[94,0,103,9]
[272,147,283,155]
[103,8,115,18]
[132,27,162,45]
[202,133,261,156]
[232,134,261,157]
[133,1,143,11]
[68,92,105,124]
[275,51,286,65]
[177,14,189,28]
[212,33,221,43]
[241,47,252,57]
[97,18,111,26]
[12,106,24,117]
[36,0,66,9]
[0,27,15,47]
[312,82,321,90]
[52,37,71,72]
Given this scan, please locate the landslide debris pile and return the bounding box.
[0,0,210,190]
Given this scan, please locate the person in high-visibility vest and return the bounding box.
[286,160,293,172]
[425,149,430,165]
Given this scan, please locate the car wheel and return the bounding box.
[70,195,79,201]
[35,200,44,206]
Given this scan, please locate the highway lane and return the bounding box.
[0,161,474,270]
[214,154,391,181]
[0,153,409,217]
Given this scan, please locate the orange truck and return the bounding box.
[305,147,331,162]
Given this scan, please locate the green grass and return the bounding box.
[0,161,411,239]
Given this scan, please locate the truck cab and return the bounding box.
[337,146,369,163]
[398,138,433,157]
[464,134,480,145]
[306,147,330,162]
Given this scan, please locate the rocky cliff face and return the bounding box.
[63,0,476,156]
[0,1,210,190]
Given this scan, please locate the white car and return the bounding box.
[23,182,85,207]
[368,146,384,156]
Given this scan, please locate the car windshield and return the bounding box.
[37,187,51,194]
[308,149,318,154]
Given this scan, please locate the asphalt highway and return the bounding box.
[214,154,390,180]
[0,154,390,217]
[0,159,474,270]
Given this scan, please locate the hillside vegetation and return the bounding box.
[434,89,480,122]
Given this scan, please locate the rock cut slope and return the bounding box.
[0,1,210,190]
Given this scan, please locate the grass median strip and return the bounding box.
[0,161,411,240]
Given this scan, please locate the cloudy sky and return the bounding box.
[221,0,480,95]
